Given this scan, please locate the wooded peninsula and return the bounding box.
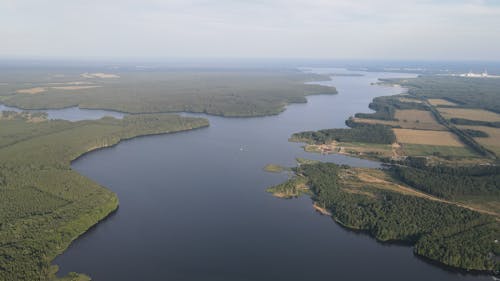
[270,75,500,274]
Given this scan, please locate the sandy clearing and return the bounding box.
[51,85,102,91]
[47,81,95,85]
[81,72,120,79]
[16,87,47,94]
[352,169,500,218]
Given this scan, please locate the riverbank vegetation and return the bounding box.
[290,124,396,145]
[268,162,499,273]
[0,69,337,117]
[0,112,209,281]
[273,75,500,274]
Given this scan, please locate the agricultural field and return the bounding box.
[427,98,458,106]
[393,128,464,147]
[438,108,500,122]
[401,144,479,158]
[353,109,445,130]
[457,125,500,155]
[398,97,422,104]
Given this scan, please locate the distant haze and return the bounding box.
[1,0,500,60]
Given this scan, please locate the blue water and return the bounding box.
[5,68,492,280]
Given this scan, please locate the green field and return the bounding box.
[402,144,479,158]
[0,113,208,281]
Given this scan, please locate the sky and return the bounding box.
[1,0,500,60]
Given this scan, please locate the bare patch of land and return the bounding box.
[342,168,500,218]
[16,87,47,94]
[305,141,393,160]
[51,86,102,91]
[393,128,464,146]
[16,85,102,94]
[81,72,120,79]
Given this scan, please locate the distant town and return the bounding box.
[456,70,500,78]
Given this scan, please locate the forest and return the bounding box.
[290,123,396,144]
[277,162,499,272]
[0,69,337,117]
[380,76,500,113]
[390,157,500,200]
[0,112,209,281]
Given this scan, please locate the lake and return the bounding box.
[43,69,491,280]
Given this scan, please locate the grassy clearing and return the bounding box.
[438,108,500,122]
[427,98,458,106]
[263,164,286,173]
[394,128,464,146]
[266,176,310,198]
[398,97,423,103]
[401,144,478,158]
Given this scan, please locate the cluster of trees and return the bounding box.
[354,95,427,120]
[291,124,396,145]
[0,112,209,281]
[463,128,489,138]
[286,162,499,272]
[450,118,500,128]
[392,163,500,200]
[1,70,338,118]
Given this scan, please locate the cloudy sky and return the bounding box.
[1,0,499,60]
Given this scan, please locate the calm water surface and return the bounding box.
[47,69,492,280]
[0,104,124,121]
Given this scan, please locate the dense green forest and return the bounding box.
[274,162,499,272]
[380,76,500,113]
[390,157,500,200]
[0,70,337,117]
[290,124,396,144]
[0,113,209,281]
